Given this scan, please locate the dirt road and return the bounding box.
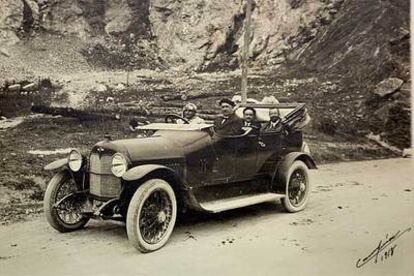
[0,158,413,276]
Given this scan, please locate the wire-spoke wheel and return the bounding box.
[126,179,177,253]
[281,161,310,212]
[44,170,89,232]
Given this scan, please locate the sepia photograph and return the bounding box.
[0,0,413,275]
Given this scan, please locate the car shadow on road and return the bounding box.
[78,201,286,241]
[177,201,285,227]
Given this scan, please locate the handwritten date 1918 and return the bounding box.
[356,227,412,268]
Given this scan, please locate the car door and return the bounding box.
[254,132,284,174]
[233,135,259,181]
[185,133,215,187]
[210,136,238,184]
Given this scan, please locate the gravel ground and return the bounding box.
[0,158,413,276]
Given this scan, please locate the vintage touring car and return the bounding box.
[43,103,316,252]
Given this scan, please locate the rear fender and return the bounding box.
[272,152,317,193]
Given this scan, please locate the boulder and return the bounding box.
[373,78,404,97]
[402,148,412,158]
[95,83,107,93]
[114,83,126,92]
[0,47,10,57]
[398,82,411,98]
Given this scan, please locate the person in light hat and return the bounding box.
[231,95,260,108]
[177,103,205,124]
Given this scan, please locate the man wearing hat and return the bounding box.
[177,103,205,124]
[262,108,284,132]
[214,98,243,135]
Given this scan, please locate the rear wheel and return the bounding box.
[126,179,177,253]
[281,161,310,212]
[44,170,89,232]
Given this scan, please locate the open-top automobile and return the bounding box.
[43,103,316,252]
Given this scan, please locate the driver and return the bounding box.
[177,103,205,124]
[214,98,243,135]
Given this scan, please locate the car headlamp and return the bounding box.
[111,153,128,177]
[68,149,83,172]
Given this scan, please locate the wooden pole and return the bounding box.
[241,0,252,105]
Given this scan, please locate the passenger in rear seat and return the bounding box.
[242,107,261,135]
[262,108,284,132]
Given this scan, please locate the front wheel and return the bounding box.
[126,179,177,253]
[44,170,89,232]
[281,161,311,212]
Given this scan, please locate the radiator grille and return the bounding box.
[89,153,121,198]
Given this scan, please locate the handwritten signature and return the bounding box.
[356,227,412,268]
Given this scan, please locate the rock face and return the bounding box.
[0,0,409,74]
[292,0,410,83]
[104,0,133,35]
[0,0,23,45]
[0,0,327,69]
[149,0,241,68]
[149,0,324,69]
[43,0,92,39]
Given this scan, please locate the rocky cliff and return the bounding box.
[1,0,408,72]
[0,0,338,69]
[1,0,408,75]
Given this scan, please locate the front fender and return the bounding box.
[122,164,176,182]
[44,158,68,171]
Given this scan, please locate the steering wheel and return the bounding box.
[164,114,190,124]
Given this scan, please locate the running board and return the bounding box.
[199,193,285,213]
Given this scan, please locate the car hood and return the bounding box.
[92,130,212,162]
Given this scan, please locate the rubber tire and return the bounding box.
[281,160,311,213]
[44,170,89,232]
[126,179,177,253]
